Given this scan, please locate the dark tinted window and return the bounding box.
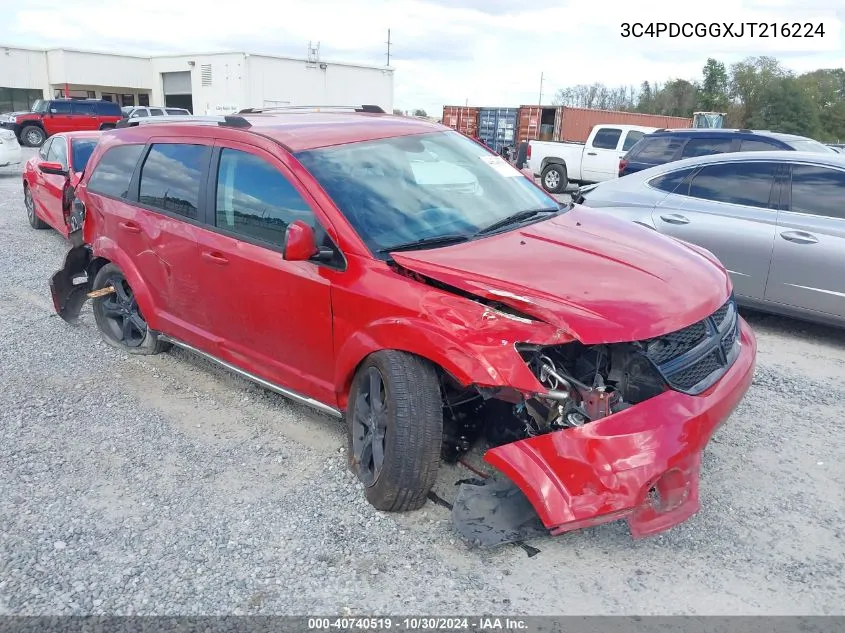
[50,101,72,114]
[790,165,845,220]
[96,101,122,116]
[72,101,96,115]
[740,139,782,152]
[47,136,68,167]
[71,138,98,172]
[687,162,777,208]
[149,108,164,116]
[87,144,144,198]
[631,136,683,162]
[139,144,209,219]
[592,128,622,150]
[165,108,188,115]
[622,130,645,152]
[681,137,734,158]
[648,168,695,193]
[215,148,314,245]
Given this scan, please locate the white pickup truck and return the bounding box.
[526,124,656,193]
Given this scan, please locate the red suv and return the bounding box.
[1,98,122,147]
[49,107,756,544]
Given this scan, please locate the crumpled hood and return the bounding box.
[391,206,731,344]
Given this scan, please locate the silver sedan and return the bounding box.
[575,151,845,327]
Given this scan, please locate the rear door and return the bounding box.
[651,161,780,300]
[45,100,74,135]
[765,163,845,318]
[71,101,99,131]
[581,127,623,182]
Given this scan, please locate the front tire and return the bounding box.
[24,184,49,229]
[347,351,443,511]
[20,125,45,147]
[541,163,568,193]
[91,264,169,355]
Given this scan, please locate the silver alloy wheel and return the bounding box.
[544,170,560,189]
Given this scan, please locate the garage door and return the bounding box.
[162,71,191,95]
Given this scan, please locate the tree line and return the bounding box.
[552,56,845,142]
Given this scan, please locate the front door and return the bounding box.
[193,140,336,405]
[581,127,623,182]
[45,100,75,135]
[39,135,71,230]
[765,163,845,318]
[651,161,780,301]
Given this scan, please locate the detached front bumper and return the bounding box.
[457,318,756,542]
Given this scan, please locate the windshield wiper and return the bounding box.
[377,234,470,254]
[475,206,561,236]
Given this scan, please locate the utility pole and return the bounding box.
[386,29,391,66]
[539,72,544,105]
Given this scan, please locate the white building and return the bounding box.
[0,45,394,115]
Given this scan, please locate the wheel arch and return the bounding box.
[541,157,568,171]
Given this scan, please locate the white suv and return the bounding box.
[122,106,191,119]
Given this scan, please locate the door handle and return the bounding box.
[659,213,690,225]
[118,221,141,234]
[202,251,229,265]
[780,230,818,245]
[586,152,597,156]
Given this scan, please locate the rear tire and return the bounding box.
[541,163,567,193]
[20,125,45,147]
[24,184,49,229]
[347,351,443,512]
[91,264,170,355]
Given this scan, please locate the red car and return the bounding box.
[49,108,756,545]
[23,131,102,236]
[2,98,121,147]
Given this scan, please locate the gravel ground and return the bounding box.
[1,148,844,615]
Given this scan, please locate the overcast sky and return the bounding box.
[1,0,843,114]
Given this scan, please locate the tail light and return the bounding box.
[526,144,532,160]
[618,159,628,176]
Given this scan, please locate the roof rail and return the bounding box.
[115,115,251,129]
[237,104,385,114]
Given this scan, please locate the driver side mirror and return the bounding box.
[39,161,68,177]
[283,220,334,263]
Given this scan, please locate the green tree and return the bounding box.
[412,109,427,117]
[636,81,654,113]
[746,76,821,138]
[699,58,729,111]
[729,56,785,127]
[392,108,404,115]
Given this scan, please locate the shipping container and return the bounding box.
[441,105,479,137]
[477,107,519,154]
[516,105,692,144]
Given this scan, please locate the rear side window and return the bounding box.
[96,101,122,116]
[215,148,314,245]
[592,128,622,150]
[631,136,683,162]
[87,144,145,198]
[790,165,845,220]
[686,162,777,209]
[149,108,164,116]
[622,130,645,152]
[165,108,188,115]
[72,102,96,115]
[648,168,695,194]
[681,138,734,158]
[139,144,209,219]
[740,139,782,152]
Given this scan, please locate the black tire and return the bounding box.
[91,263,170,355]
[20,125,45,147]
[541,163,567,193]
[24,184,49,229]
[347,351,443,511]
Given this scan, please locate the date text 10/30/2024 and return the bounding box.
[621,22,826,38]
[308,617,529,630]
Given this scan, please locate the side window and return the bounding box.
[215,148,314,245]
[790,164,845,220]
[592,128,623,150]
[149,108,164,116]
[87,144,145,199]
[687,162,778,208]
[47,137,68,168]
[139,144,209,219]
[740,139,782,152]
[38,138,53,160]
[647,168,695,194]
[72,102,96,115]
[622,130,645,152]
[631,136,683,162]
[132,109,148,118]
[680,138,734,158]
[50,101,72,114]
[96,101,122,116]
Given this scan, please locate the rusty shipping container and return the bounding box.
[441,105,479,137]
[516,105,691,144]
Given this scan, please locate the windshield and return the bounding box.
[787,139,836,153]
[71,138,98,172]
[32,100,48,113]
[296,131,559,254]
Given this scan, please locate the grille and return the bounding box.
[644,296,739,395]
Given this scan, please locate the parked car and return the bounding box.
[619,128,835,177]
[575,151,845,327]
[22,131,102,235]
[526,124,657,193]
[826,144,845,153]
[0,127,23,168]
[122,106,192,119]
[49,109,755,544]
[0,99,121,147]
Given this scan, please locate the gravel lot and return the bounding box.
[1,148,844,616]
